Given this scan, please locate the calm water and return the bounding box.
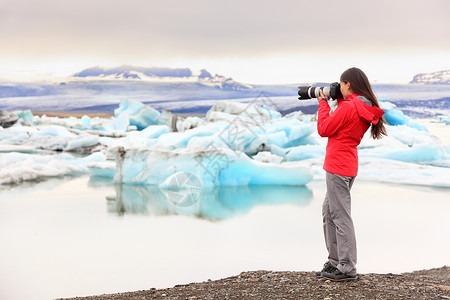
[0,176,449,300]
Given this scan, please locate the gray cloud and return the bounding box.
[0,0,449,85]
[1,0,449,59]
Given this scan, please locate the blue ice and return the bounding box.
[114,100,162,130]
[381,101,428,131]
[360,144,448,163]
[113,147,313,187]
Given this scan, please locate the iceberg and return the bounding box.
[0,125,100,152]
[252,151,284,163]
[102,111,130,132]
[358,122,448,164]
[359,144,447,163]
[113,147,313,187]
[358,157,450,188]
[14,110,33,123]
[0,152,88,185]
[114,99,163,130]
[185,110,314,156]
[285,144,326,161]
[84,151,117,178]
[380,101,428,131]
[0,109,19,128]
[206,100,281,123]
[1,98,449,189]
[433,115,450,125]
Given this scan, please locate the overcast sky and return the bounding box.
[1,0,449,83]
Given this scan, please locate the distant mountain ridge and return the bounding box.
[410,70,450,85]
[72,65,253,90]
[73,65,192,79]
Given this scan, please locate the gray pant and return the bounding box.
[322,172,357,276]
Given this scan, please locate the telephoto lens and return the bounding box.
[298,86,329,100]
[298,82,343,100]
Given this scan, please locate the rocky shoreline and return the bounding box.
[62,266,449,299]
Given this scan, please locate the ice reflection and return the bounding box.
[107,183,313,221]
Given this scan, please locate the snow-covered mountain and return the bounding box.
[2,65,449,116]
[0,65,296,113]
[73,65,193,79]
[410,70,450,85]
[72,65,252,90]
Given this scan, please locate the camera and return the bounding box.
[298,82,343,100]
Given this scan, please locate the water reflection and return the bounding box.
[107,183,313,221]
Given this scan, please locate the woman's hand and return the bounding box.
[318,90,329,103]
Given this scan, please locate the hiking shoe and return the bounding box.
[322,269,357,282]
[315,261,337,277]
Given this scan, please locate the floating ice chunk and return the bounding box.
[88,161,116,178]
[0,126,33,144]
[64,134,100,152]
[381,101,428,131]
[359,123,447,163]
[407,121,428,131]
[127,125,169,147]
[186,124,267,156]
[81,115,91,129]
[206,100,280,126]
[184,117,314,156]
[0,145,49,154]
[380,101,396,110]
[385,125,439,146]
[360,144,447,163]
[0,152,88,185]
[205,111,242,124]
[0,125,101,153]
[383,108,409,125]
[157,110,176,130]
[113,147,313,187]
[176,116,207,132]
[360,122,440,152]
[83,151,107,162]
[258,118,315,148]
[98,125,170,150]
[84,151,116,178]
[14,110,34,123]
[39,125,73,137]
[358,157,450,188]
[433,116,450,125]
[103,112,130,132]
[0,109,19,128]
[157,124,221,149]
[284,110,305,120]
[0,125,75,151]
[252,151,284,163]
[208,100,278,118]
[285,144,326,161]
[114,100,161,130]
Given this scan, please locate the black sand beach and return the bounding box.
[61,266,449,299]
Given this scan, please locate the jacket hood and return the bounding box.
[349,94,385,125]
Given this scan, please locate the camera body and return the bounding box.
[298,82,343,100]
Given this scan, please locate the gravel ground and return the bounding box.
[61,266,449,299]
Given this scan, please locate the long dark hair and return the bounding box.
[340,67,387,139]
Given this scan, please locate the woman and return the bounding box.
[315,67,386,281]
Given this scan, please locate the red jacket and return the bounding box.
[317,94,385,177]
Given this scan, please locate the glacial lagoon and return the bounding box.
[0,98,449,299]
[0,174,449,299]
